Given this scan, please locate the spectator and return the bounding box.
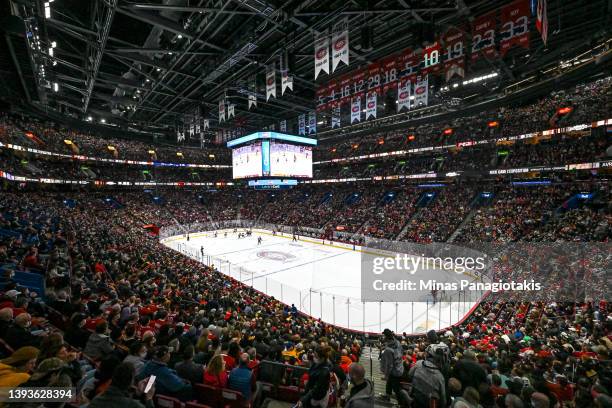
[84,321,114,361]
[138,346,192,401]
[123,342,148,376]
[174,344,203,384]
[228,353,256,401]
[89,362,155,408]
[299,346,332,408]
[379,329,405,402]
[0,346,39,387]
[344,363,374,408]
[452,350,487,392]
[0,307,13,338]
[203,354,228,388]
[4,313,40,349]
[408,344,447,408]
[64,313,91,349]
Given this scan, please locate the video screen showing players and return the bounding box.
[232,142,263,179]
[269,142,313,178]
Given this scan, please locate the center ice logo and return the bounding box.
[257,250,296,262]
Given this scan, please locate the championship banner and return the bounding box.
[266,64,276,101]
[443,27,466,81]
[331,106,341,128]
[280,55,293,96]
[281,70,293,95]
[280,119,287,132]
[422,41,442,75]
[308,111,317,134]
[414,76,429,107]
[177,127,184,142]
[218,98,225,122]
[314,30,330,80]
[228,104,235,119]
[195,121,200,134]
[398,48,420,83]
[351,96,361,123]
[471,12,496,61]
[203,119,209,130]
[248,94,257,110]
[536,0,548,45]
[331,17,349,72]
[366,91,377,120]
[248,75,257,109]
[316,87,327,112]
[500,0,530,56]
[298,114,306,135]
[397,79,411,112]
[381,56,397,94]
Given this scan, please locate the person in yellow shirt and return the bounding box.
[0,346,40,400]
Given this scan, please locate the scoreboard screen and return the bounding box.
[270,142,313,178]
[232,142,263,179]
[229,132,316,180]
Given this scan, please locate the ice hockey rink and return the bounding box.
[161,229,484,334]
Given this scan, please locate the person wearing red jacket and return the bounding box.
[203,354,228,388]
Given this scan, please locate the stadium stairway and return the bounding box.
[447,207,479,243]
[394,208,422,241]
[361,345,397,407]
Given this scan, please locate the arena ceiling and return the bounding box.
[0,0,610,135]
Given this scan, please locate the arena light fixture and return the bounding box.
[100,119,106,123]
[176,152,184,157]
[63,139,73,145]
[53,82,58,92]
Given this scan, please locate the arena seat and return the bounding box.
[155,394,184,408]
[220,389,249,408]
[194,383,222,407]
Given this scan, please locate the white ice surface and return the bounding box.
[162,229,482,334]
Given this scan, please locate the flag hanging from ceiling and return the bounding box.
[397,79,411,112]
[500,0,530,56]
[308,111,316,134]
[331,18,349,73]
[280,120,287,132]
[218,98,226,122]
[248,75,257,109]
[351,96,361,123]
[471,12,496,62]
[443,27,466,81]
[314,30,329,80]
[280,55,293,95]
[266,64,276,101]
[366,91,377,120]
[248,94,257,110]
[177,127,184,142]
[228,104,235,119]
[203,119,209,130]
[331,105,340,128]
[536,0,548,46]
[298,114,306,135]
[414,75,429,107]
